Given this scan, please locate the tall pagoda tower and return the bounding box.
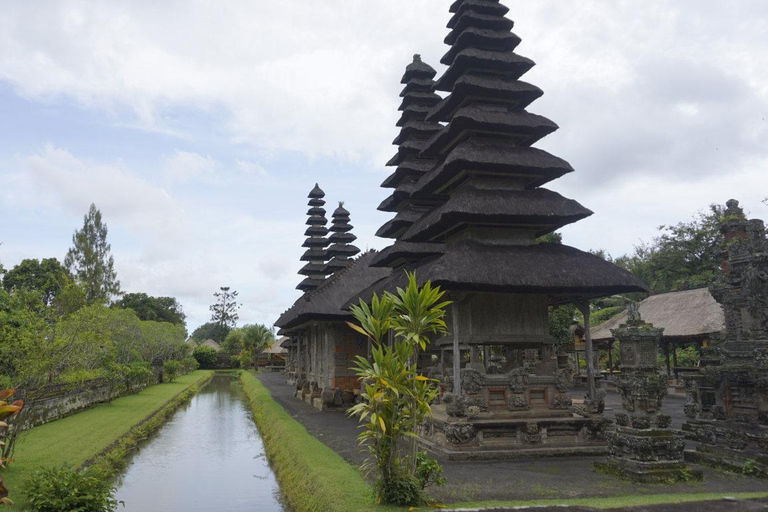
[324,203,361,273]
[371,55,445,270]
[297,184,331,292]
[363,0,647,457]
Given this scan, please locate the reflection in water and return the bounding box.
[114,374,283,511]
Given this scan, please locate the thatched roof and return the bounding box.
[590,288,725,342]
[353,241,648,303]
[263,340,288,355]
[275,251,392,331]
[200,339,222,352]
[401,185,592,242]
[369,241,444,268]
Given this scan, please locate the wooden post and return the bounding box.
[665,341,671,378]
[608,341,614,374]
[577,300,596,402]
[672,340,679,381]
[452,301,461,396]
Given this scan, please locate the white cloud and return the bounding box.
[163,150,220,183]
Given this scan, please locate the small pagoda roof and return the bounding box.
[399,92,441,111]
[401,78,438,95]
[354,241,648,302]
[401,186,593,242]
[411,139,573,197]
[306,206,326,216]
[296,277,326,292]
[308,183,325,198]
[435,48,534,92]
[396,104,435,127]
[421,105,559,157]
[393,120,443,145]
[300,248,329,262]
[302,237,331,248]
[446,11,514,45]
[276,251,392,330]
[298,262,329,277]
[369,241,444,268]
[427,75,543,123]
[304,225,329,237]
[326,244,361,258]
[590,288,725,342]
[401,54,438,83]
[377,181,417,212]
[381,160,436,189]
[328,231,357,244]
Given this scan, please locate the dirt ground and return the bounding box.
[256,372,767,511]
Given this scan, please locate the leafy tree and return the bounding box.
[3,258,73,306]
[191,321,230,344]
[64,203,121,304]
[209,287,240,332]
[113,293,186,326]
[615,205,725,294]
[192,345,218,369]
[222,323,275,368]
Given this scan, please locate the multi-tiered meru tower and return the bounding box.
[297,184,331,292]
[365,0,648,458]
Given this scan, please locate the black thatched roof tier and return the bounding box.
[435,48,534,92]
[393,120,442,145]
[427,75,543,123]
[308,183,325,198]
[329,231,357,244]
[304,225,329,237]
[296,277,325,292]
[326,244,361,258]
[401,78,438,95]
[354,241,648,302]
[381,159,436,189]
[377,181,417,213]
[305,215,328,226]
[446,12,514,45]
[449,0,507,20]
[399,92,441,111]
[301,248,328,262]
[402,186,593,242]
[442,27,521,65]
[386,139,429,166]
[375,208,422,239]
[369,241,445,268]
[306,206,326,216]
[421,105,559,157]
[396,104,434,127]
[298,263,328,276]
[411,139,574,197]
[322,257,352,275]
[307,198,325,207]
[302,236,331,248]
[276,251,392,330]
[401,54,437,83]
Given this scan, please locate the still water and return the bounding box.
[114,374,283,512]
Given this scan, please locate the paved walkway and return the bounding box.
[256,372,767,511]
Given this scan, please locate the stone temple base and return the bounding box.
[421,407,609,461]
[595,426,702,483]
[683,420,768,478]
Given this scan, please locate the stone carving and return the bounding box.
[681,201,768,477]
[443,393,466,418]
[595,312,700,482]
[444,423,477,445]
[550,393,573,410]
[507,394,529,411]
[554,368,574,393]
[522,422,542,444]
[461,368,484,394]
[507,367,528,393]
[464,395,489,412]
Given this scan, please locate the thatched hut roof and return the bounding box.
[275,251,391,331]
[590,288,725,342]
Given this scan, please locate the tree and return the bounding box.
[347,272,450,506]
[3,258,73,306]
[191,321,230,344]
[615,205,725,294]
[64,204,121,304]
[209,287,240,331]
[192,345,218,369]
[113,293,186,326]
[221,323,275,368]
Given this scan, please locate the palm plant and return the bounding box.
[347,272,450,506]
[0,389,24,505]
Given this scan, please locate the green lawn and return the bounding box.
[1,370,212,508]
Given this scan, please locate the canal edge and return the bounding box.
[83,370,214,479]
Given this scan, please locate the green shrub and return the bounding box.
[182,356,199,373]
[162,360,183,382]
[192,345,218,369]
[25,465,122,512]
[125,361,153,392]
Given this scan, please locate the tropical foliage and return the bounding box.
[192,345,218,369]
[347,272,450,506]
[0,389,23,505]
[222,324,275,369]
[25,465,122,512]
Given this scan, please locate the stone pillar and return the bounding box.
[595,306,701,482]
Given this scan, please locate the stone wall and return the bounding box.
[17,378,140,429]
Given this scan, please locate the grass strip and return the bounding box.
[242,372,768,512]
[240,371,402,512]
[2,370,213,510]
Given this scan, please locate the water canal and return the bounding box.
[114,373,283,511]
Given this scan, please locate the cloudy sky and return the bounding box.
[1,1,767,331]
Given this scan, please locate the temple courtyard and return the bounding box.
[256,372,767,507]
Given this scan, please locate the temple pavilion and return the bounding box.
[276,0,649,457]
